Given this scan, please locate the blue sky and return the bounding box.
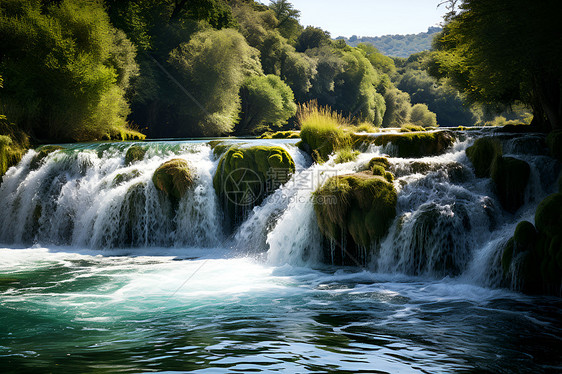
[270,0,447,37]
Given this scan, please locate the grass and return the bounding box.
[298,101,352,163]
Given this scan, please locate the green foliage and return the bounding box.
[152,158,194,201]
[0,0,140,142]
[409,103,437,128]
[356,44,396,75]
[298,102,351,163]
[491,156,530,213]
[125,145,147,165]
[382,88,411,127]
[268,0,302,42]
[295,26,331,53]
[397,68,479,127]
[213,145,295,226]
[431,0,562,130]
[168,28,262,136]
[342,27,442,58]
[313,173,397,253]
[465,137,502,178]
[237,74,297,135]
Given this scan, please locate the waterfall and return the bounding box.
[0,131,558,289]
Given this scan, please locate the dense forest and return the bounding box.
[340,27,442,58]
[1,0,557,169]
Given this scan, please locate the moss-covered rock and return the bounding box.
[213,146,295,226]
[152,159,194,201]
[368,157,390,170]
[113,170,142,186]
[125,145,146,165]
[546,130,562,161]
[313,173,397,264]
[367,157,394,183]
[535,193,562,239]
[29,145,64,171]
[490,156,530,213]
[364,131,454,158]
[208,140,235,159]
[465,137,502,178]
[400,124,425,132]
[502,194,562,295]
[260,131,300,139]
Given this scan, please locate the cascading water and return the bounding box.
[1,132,561,373]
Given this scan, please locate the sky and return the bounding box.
[270,0,447,38]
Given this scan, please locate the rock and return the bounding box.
[125,145,146,165]
[29,145,64,171]
[313,173,397,261]
[371,131,455,158]
[368,157,390,170]
[213,146,295,226]
[491,156,530,213]
[152,159,194,200]
[259,131,300,139]
[368,157,394,183]
[501,194,562,295]
[209,140,234,159]
[535,193,562,239]
[465,137,502,178]
[546,130,562,161]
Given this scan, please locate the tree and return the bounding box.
[168,28,262,136]
[237,74,297,134]
[431,0,562,130]
[409,103,437,128]
[295,26,331,53]
[0,0,139,141]
[268,0,302,42]
[382,88,412,127]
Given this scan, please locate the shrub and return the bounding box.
[298,101,351,163]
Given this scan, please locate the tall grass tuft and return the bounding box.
[298,101,352,163]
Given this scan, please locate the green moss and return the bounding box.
[313,173,397,252]
[113,170,141,186]
[1,135,26,178]
[400,124,425,132]
[208,141,234,159]
[491,156,530,213]
[501,237,515,274]
[125,145,146,165]
[465,137,502,178]
[259,131,300,139]
[369,131,454,158]
[29,145,64,171]
[368,157,390,170]
[152,159,194,201]
[213,146,295,226]
[546,130,562,161]
[513,221,537,250]
[535,193,562,239]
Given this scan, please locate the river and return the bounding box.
[1,132,561,372]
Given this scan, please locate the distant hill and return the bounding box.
[338,27,442,58]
